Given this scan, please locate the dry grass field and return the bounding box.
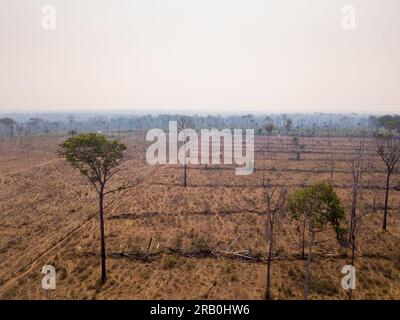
[0,134,399,300]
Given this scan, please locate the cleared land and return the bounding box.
[0,135,399,299]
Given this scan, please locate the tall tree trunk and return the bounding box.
[373,196,376,212]
[183,162,187,187]
[301,219,306,259]
[265,213,274,300]
[330,162,335,185]
[348,222,356,300]
[99,190,107,283]
[383,172,390,230]
[262,151,266,187]
[349,188,357,243]
[304,227,314,300]
[183,138,187,187]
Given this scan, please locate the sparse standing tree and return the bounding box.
[349,139,366,243]
[292,136,301,161]
[287,182,345,300]
[262,120,275,187]
[177,116,193,187]
[263,178,287,300]
[347,198,372,300]
[58,133,129,283]
[347,138,367,300]
[328,133,335,185]
[375,133,400,230]
[263,117,275,153]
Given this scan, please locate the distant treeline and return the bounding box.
[0,113,399,138]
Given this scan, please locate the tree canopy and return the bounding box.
[378,115,400,132]
[58,133,127,193]
[287,182,345,238]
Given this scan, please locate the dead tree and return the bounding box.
[263,178,287,299]
[177,116,193,187]
[375,134,400,230]
[348,195,373,300]
[292,136,301,161]
[349,138,366,244]
[262,150,266,187]
[262,120,275,187]
[348,138,367,300]
[263,119,274,153]
[328,134,335,185]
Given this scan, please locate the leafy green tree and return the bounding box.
[287,182,345,299]
[378,115,400,133]
[58,133,127,283]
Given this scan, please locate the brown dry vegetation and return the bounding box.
[0,134,399,300]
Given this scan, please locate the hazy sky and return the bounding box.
[1,0,399,114]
